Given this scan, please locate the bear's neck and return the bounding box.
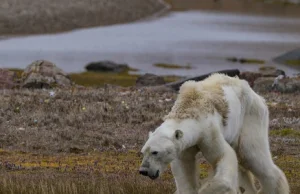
[163,119,204,152]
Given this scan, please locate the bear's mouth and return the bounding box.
[149,170,159,180]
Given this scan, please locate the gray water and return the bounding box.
[1,11,300,76]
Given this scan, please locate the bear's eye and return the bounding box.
[151,151,158,155]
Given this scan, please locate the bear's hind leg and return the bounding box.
[239,116,289,194]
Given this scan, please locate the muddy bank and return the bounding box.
[0,0,169,36]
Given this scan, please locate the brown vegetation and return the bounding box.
[0,85,299,193]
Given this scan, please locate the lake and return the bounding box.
[0,10,300,76]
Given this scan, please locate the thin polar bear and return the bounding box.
[139,73,289,194]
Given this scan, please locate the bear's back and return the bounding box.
[165,73,242,122]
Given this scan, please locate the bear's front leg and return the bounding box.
[198,178,237,194]
[198,126,239,194]
[171,146,200,194]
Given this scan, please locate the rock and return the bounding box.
[21,60,72,89]
[273,77,300,93]
[240,67,285,88]
[136,73,166,86]
[239,71,262,87]
[165,69,240,91]
[253,76,300,93]
[258,66,285,77]
[0,69,17,89]
[253,77,275,93]
[85,61,129,73]
[69,147,84,154]
[273,48,300,66]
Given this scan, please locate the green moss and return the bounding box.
[154,63,192,69]
[69,71,180,87]
[274,155,300,190]
[8,68,23,79]
[270,128,300,138]
[286,60,300,66]
[226,57,265,64]
[69,72,138,87]
[164,75,182,83]
[7,67,180,87]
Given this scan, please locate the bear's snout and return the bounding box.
[139,168,148,176]
[149,170,159,180]
[139,167,160,180]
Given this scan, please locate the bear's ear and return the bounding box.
[175,130,183,140]
[148,131,153,137]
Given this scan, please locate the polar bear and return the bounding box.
[139,74,289,194]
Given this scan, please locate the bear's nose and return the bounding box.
[139,169,148,176]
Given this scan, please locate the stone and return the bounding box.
[253,77,275,93]
[85,61,129,73]
[273,48,300,66]
[258,66,285,77]
[239,71,262,87]
[273,77,300,93]
[136,73,166,87]
[253,76,300,93]
[21,60,72,89]
[0,69,17,89]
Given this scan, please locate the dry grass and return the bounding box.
[0,0,168,36]
[0,149,210,194]
[0,86,177,153]
[0,87,299,193]
[0,150,175,194]
[0,171,174,194]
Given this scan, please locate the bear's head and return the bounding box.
[139,122,183,180]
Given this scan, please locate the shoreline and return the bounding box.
[1,0,299,38]
[166,0,300,17]
[0,0,169,36]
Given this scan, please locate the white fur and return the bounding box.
[140,74,290,194]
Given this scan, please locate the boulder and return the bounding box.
[21,60,72,89]
[0,69,17,89]
[273,77,300,93]
[239,71,262,87]
[165,69,240,91]
[253,77,275,93]
[85,61,129,73]
[258,66,285,77]
[253,76,300,93]
[240,67,285,87]
[136,73,166,86]
[273,48,300,67]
